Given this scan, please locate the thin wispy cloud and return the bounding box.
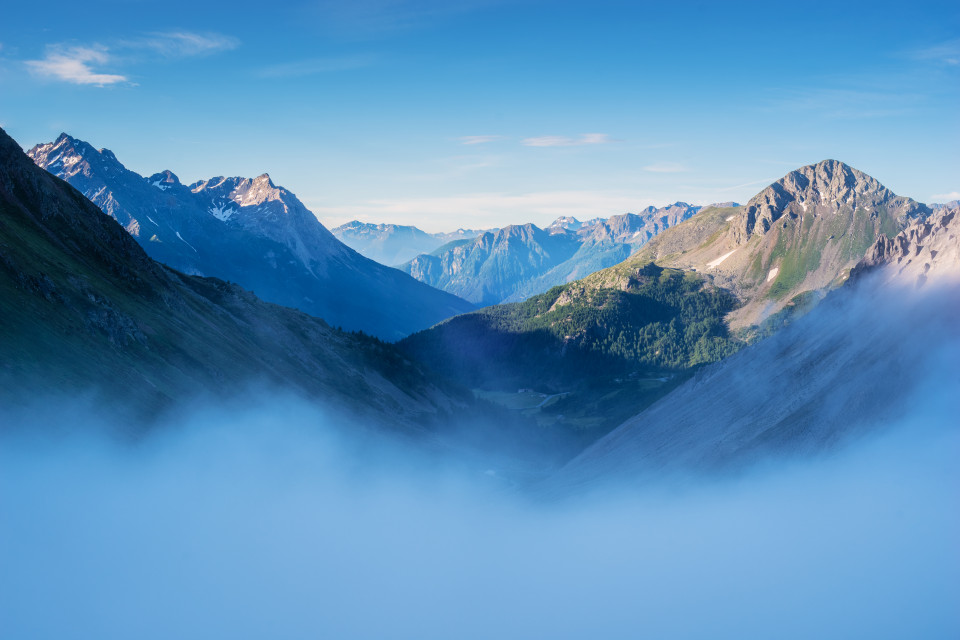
[768,87,921,119]
[25,45,128,86]
[522,133,617,147]
[931,191,960,202]
[717,177,776,192]
[399,155,500,182]
[458,135,505,145]
[24,31,238,88]
[907,39,960,66]
[257,54,375,78]
[642,162,686,173]
[312,189,657,231]
[129,31,240,58]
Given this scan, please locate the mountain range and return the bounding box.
[28,134,473,340]
[399,160,936,439]
[549,205,960,490]
[332,221,486,265]
[0,127,471,429]
[397,203,704,306]
[591,159,930,328]
[6,127,957,476]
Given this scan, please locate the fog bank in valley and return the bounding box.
[1,389,957,639]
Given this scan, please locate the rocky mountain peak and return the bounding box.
[190,173,287,209]
[549,216,583,230]
[733,159,922,243]
[27,133,129,182]
[148,170,181,190]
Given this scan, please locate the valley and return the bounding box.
[3,3,957,637]
[10,124,957,468]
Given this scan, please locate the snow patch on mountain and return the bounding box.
[175,231,197,252]
[208,202,236,222]
[707,249,737,268]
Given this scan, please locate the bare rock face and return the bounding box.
[854,205,960,286]
[733,159,926,244]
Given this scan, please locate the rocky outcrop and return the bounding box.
[853,205,960,285]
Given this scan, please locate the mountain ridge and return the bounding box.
[582,159,930,328]
[331,220,487,265]
[398,203,701,305]
[28,133,473,340]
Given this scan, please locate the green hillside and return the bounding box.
[400,263,741,433]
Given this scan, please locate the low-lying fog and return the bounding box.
[1,389,957,639]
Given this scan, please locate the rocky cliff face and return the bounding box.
[853,204,959,286]
[403,223,581,306]
[188,173,347,272]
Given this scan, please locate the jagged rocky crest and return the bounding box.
[734,159,927,243]
[853,204,960,285]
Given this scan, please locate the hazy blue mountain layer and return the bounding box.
[332,220,485,265]
[398,203,700,306]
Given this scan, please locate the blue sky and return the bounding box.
[2,0,957,231]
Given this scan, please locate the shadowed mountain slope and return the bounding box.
[1,127,465,428]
